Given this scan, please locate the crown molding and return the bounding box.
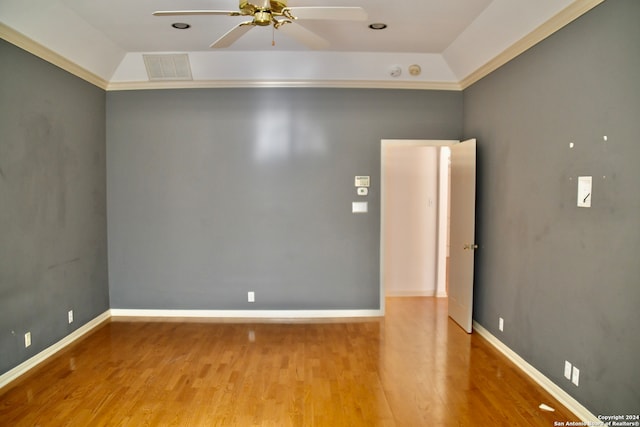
[0,23,460,91]
[106,79,462,92]
[459,0,605,89]
[0,23,109,90]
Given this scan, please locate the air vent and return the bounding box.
[143,54,192,81]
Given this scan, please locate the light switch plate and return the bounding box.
[352,201,368,213]
[577,176,592,207]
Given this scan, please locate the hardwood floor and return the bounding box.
[0,298,580,426]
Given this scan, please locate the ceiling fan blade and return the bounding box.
[210,23,254,48]
[284,7,367,21]
[278,23,329,50]
[153,10,241,17]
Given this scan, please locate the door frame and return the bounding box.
[380,139,458,315]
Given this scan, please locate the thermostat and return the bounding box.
[355,176,370,187]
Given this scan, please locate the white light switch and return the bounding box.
[352,201,368,213]
[577,176,592,208]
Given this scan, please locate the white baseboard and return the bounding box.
[472,321,599,423]
[0,310,111,390]
[109,308,383,320]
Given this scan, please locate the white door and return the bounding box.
[448,139,477,333]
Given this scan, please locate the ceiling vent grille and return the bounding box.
[143,54,193,81]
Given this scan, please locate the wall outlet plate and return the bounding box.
[68,310,74,324]
[572,366,580,386]
[564,361,572,379]
[248,291,255,303]
[499,317,504,332]
[25,332,31,348]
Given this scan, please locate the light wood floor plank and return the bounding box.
[0,298,580,426]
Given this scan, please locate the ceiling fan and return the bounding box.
[153,1,367,49]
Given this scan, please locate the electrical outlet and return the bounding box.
[564,361,572,379]
[68,310,74,324]
[24,332,31,348]
[572,366,580,386]
[248,291,255,303]
[499,317,504,332]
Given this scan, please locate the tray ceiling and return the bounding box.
[0,0,603,90]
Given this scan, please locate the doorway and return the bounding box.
[380,140,455,308]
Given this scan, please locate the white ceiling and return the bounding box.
[0,0,600,89]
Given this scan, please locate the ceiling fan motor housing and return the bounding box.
[240,0,287,25]
[239,1,287,15]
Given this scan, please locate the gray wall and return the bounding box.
[106,88,462,310]
[0,40,109,375]
[463,0,640,415]
[7,1,634,414]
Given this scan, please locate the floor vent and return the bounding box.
[143,54,193,81]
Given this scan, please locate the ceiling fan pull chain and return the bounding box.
[272,25,275,46]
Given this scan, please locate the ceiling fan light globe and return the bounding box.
[254,11,273,26]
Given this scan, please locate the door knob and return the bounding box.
[463,244,479,250]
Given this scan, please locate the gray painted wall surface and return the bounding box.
[0,40,109,375]
[107,88,462,310]
[463,1,640,414]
